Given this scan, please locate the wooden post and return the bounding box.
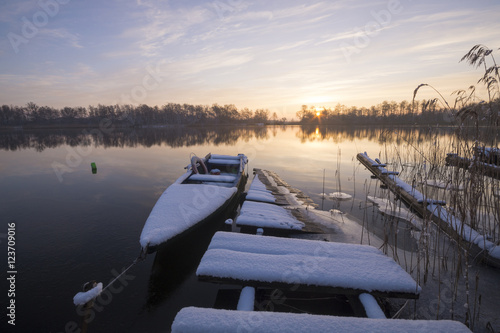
[80,281,97,333]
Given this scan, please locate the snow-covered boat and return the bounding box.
[140,153,248,253]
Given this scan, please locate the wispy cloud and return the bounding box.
[40,28,83,49]
[165,47,255,78]
[121,2,212,57]
[273,40,312,52]
[0,1,39,24]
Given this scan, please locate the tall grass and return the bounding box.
[367,45,499,331]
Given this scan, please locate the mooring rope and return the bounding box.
[101,248,148,293]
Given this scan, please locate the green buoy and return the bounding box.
[91,162,97,174]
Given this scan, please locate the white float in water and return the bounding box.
[328,192,352,200]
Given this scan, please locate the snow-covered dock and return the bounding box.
[445,152,500,180]
[197,232,421,299]
[248,169,318,207]
[235,169,324,234]
[236,200,306,231]
[172,307,472,333]
[357,152,500,268]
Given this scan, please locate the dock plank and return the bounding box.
[172,307,472,333]
[197,232,421,299]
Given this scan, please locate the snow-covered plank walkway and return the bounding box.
[197,232,421,298]
[358,152,500,268]
[236,200,305,231]
[171,307,472,333]
[245,171,285,204]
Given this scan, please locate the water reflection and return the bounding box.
[0,125,459,152]
[296,125,455,144]
[0,126,273,152]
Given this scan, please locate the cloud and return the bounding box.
[273,40,311,51]
[121,2,213,57]
[40,28,83,48]
[166,48,255,77]
[0,1,39,24]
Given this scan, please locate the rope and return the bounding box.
[101,248,147,293]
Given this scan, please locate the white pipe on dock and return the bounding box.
[359,293,386,319]
[237,286,255,311]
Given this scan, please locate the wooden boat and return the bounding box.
[140,153,248,253]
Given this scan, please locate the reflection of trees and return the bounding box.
[296,126,455,145]
[0,126,462,152]
[0,126,271,151]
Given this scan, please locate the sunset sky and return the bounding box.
[1,0,499,118]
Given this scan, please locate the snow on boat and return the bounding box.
[140,153,248,253]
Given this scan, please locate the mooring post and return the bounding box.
[80,281,97,333]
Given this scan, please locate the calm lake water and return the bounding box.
[0,125,498,332]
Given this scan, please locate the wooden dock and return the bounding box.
[445,153,500,180]
[172,307,472,333]
[168,168,474,333]
[197,231,421,299]
[357,152,500,268]
[235,169,325,234]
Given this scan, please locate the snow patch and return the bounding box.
[73,283,103,305]
[367,196,423,230]
[329,192,352,200]
[236,201,304,230]
[246,190,276,203]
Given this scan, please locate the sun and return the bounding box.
[316,111,321,116]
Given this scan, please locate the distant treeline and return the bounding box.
[296,99,500,126]
[0,102,274,127]
[0,98,499,127]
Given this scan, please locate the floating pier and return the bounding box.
[357,152,500,268]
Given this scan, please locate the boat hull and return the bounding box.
[140,154,248,253]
